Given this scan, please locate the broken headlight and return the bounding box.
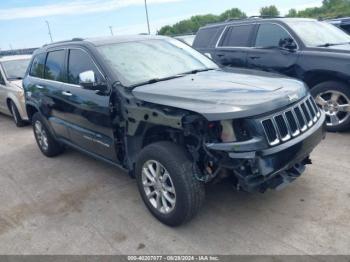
[220,120,236,142]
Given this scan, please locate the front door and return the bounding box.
[59,48,117,161]
[247,23,299,77]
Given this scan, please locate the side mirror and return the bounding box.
[78,70,107,93]
[79,70,96,87]
[279,37,297,51]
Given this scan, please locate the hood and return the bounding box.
[132,69,308,121]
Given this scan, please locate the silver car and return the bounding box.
[0,55,31,126]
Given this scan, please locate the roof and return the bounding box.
[0,55,32,62]
[41,34,169,50]
[201,17,317,29]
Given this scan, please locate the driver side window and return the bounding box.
[255,23,294,48]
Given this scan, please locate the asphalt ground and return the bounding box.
[0,114,349,255]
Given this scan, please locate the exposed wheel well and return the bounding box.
[26,105,38,121]
[142,125,182,148]
[303,71,349,89]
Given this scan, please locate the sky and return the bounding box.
[0,0,322,50]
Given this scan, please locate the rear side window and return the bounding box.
[30,53,46,78]
[44,50,66,81]
[255,24,292,47]
[219,24,254,47]
[68,49,101,85]
[194,27,221,48]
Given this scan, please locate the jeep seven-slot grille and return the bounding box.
[261,96,321,146]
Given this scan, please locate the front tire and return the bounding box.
[135,141,205,226]
[311,81,350,132]
[32,112,64,157]
[9,101,26,127]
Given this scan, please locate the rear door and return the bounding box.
[40,49,71,139]
[213,24,255,68]
[59,48,117,161]
[247,23,299,76]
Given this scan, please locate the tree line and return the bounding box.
[158,0,350,36]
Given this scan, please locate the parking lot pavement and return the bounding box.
[0,114,350,255]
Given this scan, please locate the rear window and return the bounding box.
[30,53,46,78]
[44,50,66,82]
[219,24,254,47]
[193,27,221,48]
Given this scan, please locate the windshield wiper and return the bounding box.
[316,42,350,47]
[130,74,186,88]
[130,68,217,88]
[182,68,216,75]
[8,77,23,80]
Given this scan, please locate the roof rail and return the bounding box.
[225,15,285,22]
[225,17,246,22]
[43,37,84,47]
[248,15,285,19]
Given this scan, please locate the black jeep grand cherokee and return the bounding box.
[194,17,350,132]
[23,35,325,226]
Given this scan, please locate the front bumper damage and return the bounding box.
[205,112,326,192]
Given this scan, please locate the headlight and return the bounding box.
[220,120,236,142]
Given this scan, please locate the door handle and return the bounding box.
[36,85,44,89]
[62,91,72,97]
[217,54,225,57]
[249,56,260,60]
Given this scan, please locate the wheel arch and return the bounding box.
[25,103,39,122]
[125,123,184,176]
[303,70,350,89]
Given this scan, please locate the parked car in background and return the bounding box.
[326,17,350,34]
[174,34,196,46]
[23,35,325,226]
[193,17,350,132]
[0,55,31,126]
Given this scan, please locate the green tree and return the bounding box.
[260,5,280,17]
[286,8,298,17]
[158,8,246,36]
[219,8,247,20]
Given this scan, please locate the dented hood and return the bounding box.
[132,69,308,121]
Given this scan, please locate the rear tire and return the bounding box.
[10,101,26,127]
[311,81,350,132]
[135,141,205,226]
[32,112,64,157]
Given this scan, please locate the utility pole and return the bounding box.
[109,26,114,36]
[144,0,151,34]
[45,20,53,43]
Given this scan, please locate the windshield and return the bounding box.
[2,59,30,80]
[97,38,218,87]
[286,20,350,47]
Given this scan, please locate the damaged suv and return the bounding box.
[23,35,326,226]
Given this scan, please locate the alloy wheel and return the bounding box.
[34,121,49,151]
[315,90,350,127]
[141,160,176,214]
